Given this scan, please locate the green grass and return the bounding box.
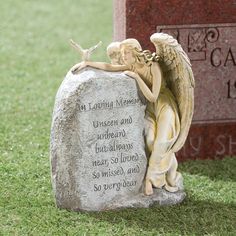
[0,0,236,235]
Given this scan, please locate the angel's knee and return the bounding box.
[145,117,156,152]
[146,128,155,151]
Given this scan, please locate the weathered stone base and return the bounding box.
[60,189,186,212]
[109,189,186,210]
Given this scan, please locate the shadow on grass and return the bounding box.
[90,197,236,235]
[179,157,236,182]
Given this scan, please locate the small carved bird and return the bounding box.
[70,39,102,61]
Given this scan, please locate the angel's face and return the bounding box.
[121,47,136,66]
[108,51,121,65]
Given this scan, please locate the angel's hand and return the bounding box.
[123,70,138,79]
[71,61,88,74]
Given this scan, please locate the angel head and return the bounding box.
[120,39,143,66]
[120,38,160,67]
[107,42,123,65]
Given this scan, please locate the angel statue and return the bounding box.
[71,33,194,195]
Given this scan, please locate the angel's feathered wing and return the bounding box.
[150,33,195,153]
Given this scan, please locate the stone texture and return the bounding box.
[109,189,186,209]
[114,0,236,49]
[113,0,236,160]
[50,68,185,211]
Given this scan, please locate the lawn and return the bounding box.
[0,0,236,235]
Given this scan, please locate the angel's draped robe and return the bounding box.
[134,62,181,189]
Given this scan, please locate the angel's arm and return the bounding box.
[71,61,128,73]
[126,63,161,103]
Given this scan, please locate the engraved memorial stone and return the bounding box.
[51,68,147,211]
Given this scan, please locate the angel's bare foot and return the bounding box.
[145,179,153,195]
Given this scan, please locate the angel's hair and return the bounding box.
[120,38,142,51]
[120,38,159,67]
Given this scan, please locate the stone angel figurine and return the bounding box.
[71,33,194,195]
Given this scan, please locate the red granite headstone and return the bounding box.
[113,0,236,160]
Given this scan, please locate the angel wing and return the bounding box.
[150,33,195,153]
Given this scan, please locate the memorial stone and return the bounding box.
[50,68,185,211]
[114,0,236,160]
